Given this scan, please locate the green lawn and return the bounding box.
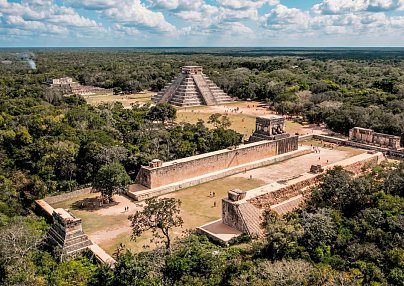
[50,175,265,254]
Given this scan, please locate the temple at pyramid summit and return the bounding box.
[153,66,233,106]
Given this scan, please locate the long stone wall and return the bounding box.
[310,134,404,158]
[135,136,298,189]
[44,187,92,204]
[129,147,311,201]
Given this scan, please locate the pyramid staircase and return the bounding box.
[237,203,263,238]
[48,208,93,260]
[153,66,233,107]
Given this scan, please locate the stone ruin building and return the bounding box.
[249,115,289,142]
[48,77,73,87]
[48,208,93,260]
[153,66,233,106]
[47,77,112,96]
[349,127,401,149]
[198,151,384,244]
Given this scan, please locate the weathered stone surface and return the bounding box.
[129,147,311,201]
[135,136,299,189]
[349,127,401,149]
[249,115,289,142]
[153,66,233,106]
[310,164,323,173]
[220,152,383,238]
[48,208,93,260]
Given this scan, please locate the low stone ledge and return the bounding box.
[88,244,116,267]
[35,199,55,217]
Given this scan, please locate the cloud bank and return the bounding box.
[0,0,403,46]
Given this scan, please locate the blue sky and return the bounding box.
[0,0,403,47]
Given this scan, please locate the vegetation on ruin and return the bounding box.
[0,48,403,285]
[88,162,404,286]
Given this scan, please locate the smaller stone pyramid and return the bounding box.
[153,66,233,106]
[48,208,93,260]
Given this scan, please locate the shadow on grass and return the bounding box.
[71,197,119,212]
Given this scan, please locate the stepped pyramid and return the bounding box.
[153,66,233,106]
[48,208,93,260]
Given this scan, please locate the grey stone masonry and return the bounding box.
[349,127,401,149]
[153,66,233,106]
[249,115,290,142]
[48,208,93,260]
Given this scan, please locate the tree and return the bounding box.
[146,103,176,124]
[220,115,232,129]
[129,197,183,251]
[93,162,130,203]
[208,113,221,128]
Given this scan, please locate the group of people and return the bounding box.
[311,145,321,153]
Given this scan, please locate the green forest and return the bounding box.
[0,48,403,285]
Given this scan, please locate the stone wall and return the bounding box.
[349,127,401,149]
[222,200,248,234]
[248,152,381,211]
[218,152,382,238]
[136,136,298,189]
[44,187,92,204]
[129,147,311,201]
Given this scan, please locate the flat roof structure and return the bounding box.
[197,219,242,245]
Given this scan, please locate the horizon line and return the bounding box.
[1,46,404,49]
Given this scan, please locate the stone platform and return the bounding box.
[197,219,242,245]
[128,146,311,201]
[198,151,384,241]
[48,208,93,260]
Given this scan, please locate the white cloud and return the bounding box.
[262,4,310,30]
[0,0,403,46]
[216,0,279,10]
[0,0,104,41]
[219,7,258,21]
[103,0,176,33]
[66,0,120,10]
[313,0,404,15]
[146,0,206,11]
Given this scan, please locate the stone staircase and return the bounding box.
[47,208,93,260]
[153,73,186,103]
[169,76,205,106]
[154,66,233,106]
[202,75,233,104]
[237,203,263,238]
[192,74,217,105]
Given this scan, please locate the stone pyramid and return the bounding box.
[48,208,93,260]
[153,66,233,106]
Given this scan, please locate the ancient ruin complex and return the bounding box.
[349,127,401,149]
[47,77,112,96]
[200,151,384,243]
[153,66,233,106]
[135,137,298,190]
[48,208,93,260]
[249,115,289,142]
